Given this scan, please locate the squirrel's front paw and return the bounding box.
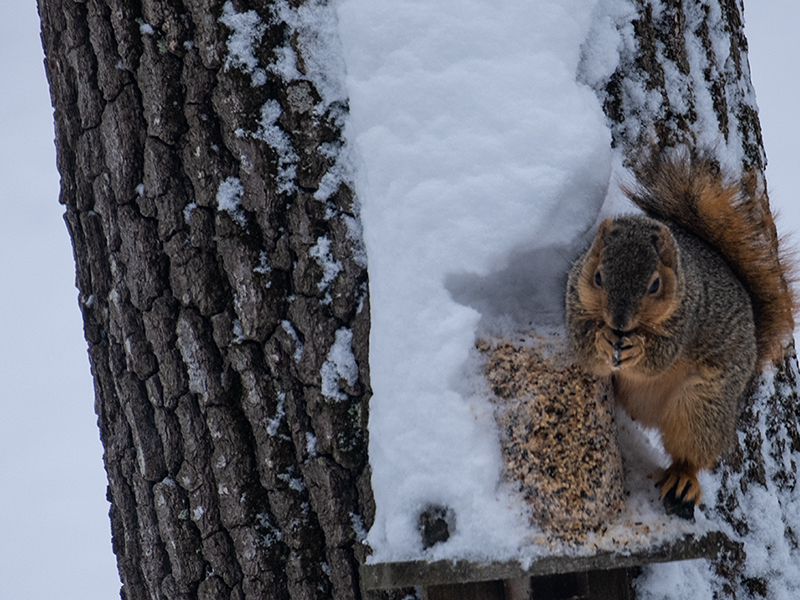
[595,327,644,370]
[595,326,617,364]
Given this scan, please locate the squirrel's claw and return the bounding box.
[656,461,702,520]
[657,464,702,504]
[660,485,697,521]
[595,326,644,370]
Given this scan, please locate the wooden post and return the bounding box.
[586,568,637,600]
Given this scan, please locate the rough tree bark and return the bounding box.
[37,1,390,599]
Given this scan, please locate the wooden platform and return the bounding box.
[360,531,734,591]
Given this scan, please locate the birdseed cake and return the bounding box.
[480,332,624,541]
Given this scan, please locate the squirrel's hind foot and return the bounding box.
[656,460,701,521]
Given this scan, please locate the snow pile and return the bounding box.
[338,0,614,562]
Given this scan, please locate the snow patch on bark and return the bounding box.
[271,0,348,110]
[281,320,304,363]
[321,328,358,401]
[266,392,286,436]
[219,1,267,87]
[577,0,762,168]
[216,176,247,226]
[309,235,343,295]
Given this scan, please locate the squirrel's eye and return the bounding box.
[649,277,660,294]
[594,270,603,287]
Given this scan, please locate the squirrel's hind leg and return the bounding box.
[655,364,737,517]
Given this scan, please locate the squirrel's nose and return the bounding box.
[610,300,633,331]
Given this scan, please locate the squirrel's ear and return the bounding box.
[592,218,614,253]
[652,226,676,267]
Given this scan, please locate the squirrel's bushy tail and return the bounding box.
[623,151,796,365]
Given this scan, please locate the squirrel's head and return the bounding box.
[577,216,680,334]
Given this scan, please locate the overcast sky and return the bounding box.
[0,2,796,599]
[0,3,120,599]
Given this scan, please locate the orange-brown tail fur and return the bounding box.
[623,152,796,365]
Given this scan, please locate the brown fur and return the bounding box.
[623,152,796,365]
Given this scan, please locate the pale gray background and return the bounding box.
[0,2,795,598]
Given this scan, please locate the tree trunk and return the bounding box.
[39,0,800,599]
[581,0,800,596]
[37,1,389,599]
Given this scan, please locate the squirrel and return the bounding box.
[565,151,795,518]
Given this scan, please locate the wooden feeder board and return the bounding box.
[360,530,735,600]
